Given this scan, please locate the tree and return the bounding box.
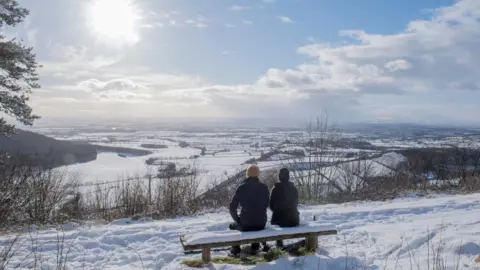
[1,0,40,135]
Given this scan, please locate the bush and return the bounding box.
[0,153,79,229]
[78,165,203,221]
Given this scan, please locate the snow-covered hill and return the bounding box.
[2,193,480,269]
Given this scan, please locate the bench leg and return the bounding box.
[305,233,318,251]
[202,247,211,263]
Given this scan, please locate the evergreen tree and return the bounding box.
[1,0,40,135]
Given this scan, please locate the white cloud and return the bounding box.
[74,78,150,102]
[26,29,38,47]
[241,20,253,25]
[384,59,413,72]
[297,1,479,92]
[185,14,208,28]
[230,5,250,11]
[31,0,480,123]
[221,50,237,56]
[39,44,125,80]
[278,16,295,23]
[77,78,147,92]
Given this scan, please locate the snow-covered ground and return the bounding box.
[60,150,262,191]
[49,130,409,193]
[52,130,271,191]
[2,193,480,269]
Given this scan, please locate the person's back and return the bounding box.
[229,165,269,254]
[231,176,269,229]
[269,168,299,227]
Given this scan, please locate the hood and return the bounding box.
[279,168,290,182]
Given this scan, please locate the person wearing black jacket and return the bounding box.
[269,167,300,247]
[229,164,269,255]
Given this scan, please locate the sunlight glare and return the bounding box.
[88,0,140,45]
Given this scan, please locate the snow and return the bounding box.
[373,152,407,168]
[267,154,296,161]
[61,152,151,187]
[182,223,337,246]
[59,150,259,191]
[2,193,480,269]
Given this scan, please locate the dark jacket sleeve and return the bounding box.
[293,185,298,207]
[262,184,270,209]
[269,184,280,212]
[229,186,241,223]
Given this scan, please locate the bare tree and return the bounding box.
[282,115,342,202]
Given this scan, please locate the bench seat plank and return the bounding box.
[181,223,337,251]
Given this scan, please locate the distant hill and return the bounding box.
[0,130,97,168]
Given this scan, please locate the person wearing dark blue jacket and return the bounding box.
[229,164,269,255]
[269,168,300,247]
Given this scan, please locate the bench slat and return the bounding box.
[182,223,336,246]
[182,229,337,251]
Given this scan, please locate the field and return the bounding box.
[28,125,478,196]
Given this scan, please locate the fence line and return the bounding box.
[69,160,344,190]
[68,158,383,194]
[67,173,197,189]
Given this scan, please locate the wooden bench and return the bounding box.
[180,223,337,263]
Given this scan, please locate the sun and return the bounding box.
[87,0,140,45]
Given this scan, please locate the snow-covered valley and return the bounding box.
[2,193,480,269]
[3,126,480,269]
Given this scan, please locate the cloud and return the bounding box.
[232,0,480,120]
[75,78,151,102]
[241,20,253,25]
[141,11,179,28]
[77,78,148,93]
[384,59,413,72]
[230,5,250,11]
[32,0,480,123]
[221,50,237,56]
[292,0,480,97]
[185,14,208,28]
[39,44,124,80]
[195,23,207,28]
[141,22,164,28]
[22,15,38,47]
[278,16,295,23]
[26,29,38,47]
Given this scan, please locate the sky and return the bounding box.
[4,0,480,126]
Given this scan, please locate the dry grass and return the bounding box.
[182,256,264,268]
[181,246,312,268]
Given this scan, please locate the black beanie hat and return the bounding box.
[279,168,290,182]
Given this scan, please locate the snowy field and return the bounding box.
[2,193,480,269]
[62,151,257,192]
[51,130,276,191]
[55,130,377,193]
[44,128,479,197]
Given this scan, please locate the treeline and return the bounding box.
[0,130,97,167]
